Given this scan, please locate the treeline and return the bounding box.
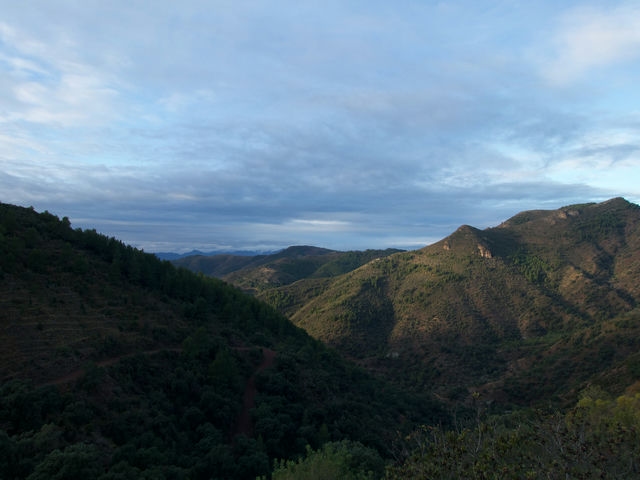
[0,203,297,336]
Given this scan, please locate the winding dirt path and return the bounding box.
[234,348,276,438]
[40,348,182,387]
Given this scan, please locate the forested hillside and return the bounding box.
[0,203,443,479]
[256,198,640,409]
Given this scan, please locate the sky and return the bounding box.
[1,1,640,253]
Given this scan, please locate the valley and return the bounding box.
[180,198,640,409]
[1,199,639,478]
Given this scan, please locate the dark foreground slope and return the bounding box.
[260,198,640,408]
[0,203,444,479]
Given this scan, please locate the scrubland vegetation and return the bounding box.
[1,199,640,478]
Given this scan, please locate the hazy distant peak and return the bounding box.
[277,245,336,257]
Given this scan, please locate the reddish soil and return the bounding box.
[234,348,276,438]
[40,348,182,387]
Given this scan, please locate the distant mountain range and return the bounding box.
[171,245,403,293]
[154,248,277,260]
[177,198,640,408]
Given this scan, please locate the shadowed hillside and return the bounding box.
[257,198,640,407]
[174,245,402,294]
[0,203,444,479]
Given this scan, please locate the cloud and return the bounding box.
[0,21,124,136]
[1,2,639,253]
[538,3,640,86]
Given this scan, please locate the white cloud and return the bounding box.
[288,218,351,231]
[539,3,640,86]
[0,22,123,128]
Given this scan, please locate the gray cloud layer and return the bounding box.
[1,1,639,251]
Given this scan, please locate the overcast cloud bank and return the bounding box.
[1,1,639,252]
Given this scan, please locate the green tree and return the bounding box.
[27,443,102,480]
[270,441,384,480]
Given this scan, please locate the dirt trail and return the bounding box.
[234,348,276,438]
[40,348,182,387]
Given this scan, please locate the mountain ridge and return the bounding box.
[173,245,403,294]
[252,198,640,406]
[154,248,276,261]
